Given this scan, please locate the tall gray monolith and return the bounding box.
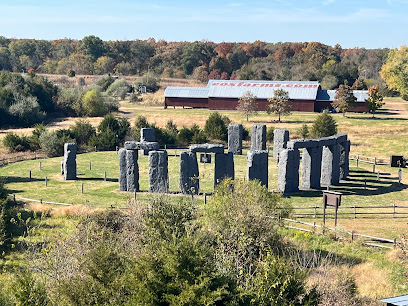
[273,129,289,158]
[321,144,340,186]
[251,124,266,151]
[63,143,77,180]
[247,150,268,187]
[179,151,199,194]
[141,128,155,142]
[149,151,169,193]
[126,149,139,192]
[228,124,243,155]
[278,149,300,193]
[339,140,350,180]
[301,146,322,189]
[214,152,235,186]
[118,148,127,191]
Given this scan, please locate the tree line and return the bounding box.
[0,36,395,93]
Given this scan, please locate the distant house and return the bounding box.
[164,79,369,113]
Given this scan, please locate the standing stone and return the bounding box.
[278,149,300,193]
[141,128,155,142]
[179,151,199,194]
[273,129,289,158]
[63,143,77,180]
[118,148,127,191]
[126,149,139,192]
[321,144,340,186]
[214,152,235,186]
[228,124,243,155]
[149,151,169,193]
[339,140,350,180]
[301,146,322,189]
[247,150,268,188]
[251,124,266,151]
[60,160,64,175]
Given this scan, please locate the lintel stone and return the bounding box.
[189,143,224,154]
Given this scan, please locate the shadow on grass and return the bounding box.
[347,115,408,120]
[5,176,44,183]
[285,169,407,198]
[79,177,118,182]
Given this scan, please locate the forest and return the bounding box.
[0,35,393,92]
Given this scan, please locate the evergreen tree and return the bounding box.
[311,112,337,138]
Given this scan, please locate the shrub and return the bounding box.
[132,115,151,140]
[191,124,208,144]
[8,93,44,126]
[13,271,49,306]
[266,126,274,143]
[29,123,47,151]
[106,79,130,99]
[3,133,31,152]
[310,113,337,138]
[242,126,250,141]
[57,87,85,116]
[298,123,309,139]
[82,90,107,117]
[140,72,160,92]
[98,114,130,143]
[70,119,96,146]
[204,112,230,142]
[177,126,194,145]
[95,75,115,91]
[39,130,65,157]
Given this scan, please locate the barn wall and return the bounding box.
[315,101,369,113]
[208,98,315,112]
[165,97,208,108]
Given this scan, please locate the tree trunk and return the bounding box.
[278,113,281,122]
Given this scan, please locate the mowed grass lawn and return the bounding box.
[2,148,408,238]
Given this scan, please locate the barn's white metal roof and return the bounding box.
[164,86,209,98]
[207,80,320,100]
[164,80,321,100]
[316,90,369,102]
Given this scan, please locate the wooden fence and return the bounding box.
[0,152,46,167]
[277,204,408,219]
[280,217,396,249]
[349,154,388,166]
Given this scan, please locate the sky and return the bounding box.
[0,0,407,48]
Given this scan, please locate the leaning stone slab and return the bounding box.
[63,143,77,180]
[141,128,155,142]
[321,143,341,186]
[126,149,139,192]
[228,124,243,155]
[251,124,267,151]
[277,149,300,193]
[273,129,289,157]
[214,152,235,186]
[179,151,199,194]
[287,139,319,150]
[118,148,127,191]
[189,143,224,154]
[149,151,169,193]
[247,150,268,188]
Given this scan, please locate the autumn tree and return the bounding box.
[267,89,291,122]
[380,46,408,97]
[237,91,258,122]
[331,85,356,117]
[365,85,384,118]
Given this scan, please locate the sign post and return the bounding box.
[322,191,342,229]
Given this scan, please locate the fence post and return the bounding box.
[82,183,84,194]
[399,169,402,185]
[351,231,354,242]
[134,190,137,201]
[393,202,396,218]
[104,171,107,181]
[204,193,207,205]
[13,194,16,204]
[354,203,356,218]
[314,204,317,218]
[89,161,92,170]
[357,154,359,168]
[364,179,367,190]
[40,161,42,170]
[45,176,48,187]
[94,146,97,152]
[34,151,37,160]
[394,238,397,249]
[29,170,31,180]
[377,171,380,181]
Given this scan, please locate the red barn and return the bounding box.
[164,80,369,113]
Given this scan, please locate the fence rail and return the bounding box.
[349,154,388,166]
[280,217,396,249]
[0,152,47,167]
[278,204,408,219]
